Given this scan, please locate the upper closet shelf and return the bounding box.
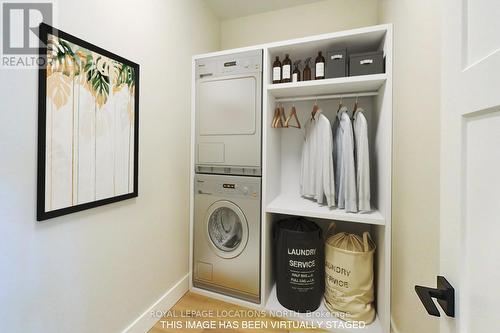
[267,73,386,99]
[266,194,385,225]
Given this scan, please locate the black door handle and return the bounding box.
[415,276,455,317]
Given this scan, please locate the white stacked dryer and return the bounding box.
[195,50,262,176]
[193,50,262,303]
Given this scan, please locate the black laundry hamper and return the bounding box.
[274,217,324,312]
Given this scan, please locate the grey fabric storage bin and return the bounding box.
[326,49,347,78]
[349,51,384,76]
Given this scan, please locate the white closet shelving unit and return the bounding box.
[190,24,392,333]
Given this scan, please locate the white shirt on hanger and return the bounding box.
[300,111,335,207]
[354,108,371,212]
[333,106,357,212]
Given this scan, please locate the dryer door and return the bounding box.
[195,71,262,170]
[197,75,257,136]
[205,200,249,259]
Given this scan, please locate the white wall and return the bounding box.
[0,1,219,332]
[220,0,379,49]
[378,1,440,333]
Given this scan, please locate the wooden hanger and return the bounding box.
[285,105,301,128]
[271,104,281,128]
[272,103,285,128]
[279,104,286,127]
[353,95,359,113]
[337,96,343,114]
[311,101,320,120]
[273,104,282,128]
[272,105,280,128]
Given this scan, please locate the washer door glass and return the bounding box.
[206,201,248,258]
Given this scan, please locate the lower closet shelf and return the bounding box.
[266,195,385,225]
[265,285,383,333]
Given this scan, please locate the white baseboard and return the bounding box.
[390,316,400,333]
[189,286,262,310]
[121,273,189,333]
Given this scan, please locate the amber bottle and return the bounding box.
[272,56,282,84]
[292,60,301,82]
[281,54,292,83]
[303,57,312,81]
[315,51,325,80]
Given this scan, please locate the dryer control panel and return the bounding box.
[195,174,260,199]
[196,50,262,79]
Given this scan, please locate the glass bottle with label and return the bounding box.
[303,57,312,81]
[315,51,325,80]
[282,54,292,83]
[292,60,301,82]
[272,56,282,84]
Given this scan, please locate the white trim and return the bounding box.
[190,285,262,309]
[274,91,379,103]
[121,274,189,333]
[390,316,401,333]
[192,24,392,60]
[188,57,196,291]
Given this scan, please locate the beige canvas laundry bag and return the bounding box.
[324,224,376,324]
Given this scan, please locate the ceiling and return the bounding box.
[204,0,325,20]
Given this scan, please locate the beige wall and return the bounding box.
[378,1,440,333]
[220,0,379,49]
[0,1,219,332]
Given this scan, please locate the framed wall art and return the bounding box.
[37,23,139,221]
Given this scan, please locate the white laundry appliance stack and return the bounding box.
[192,50,263,304]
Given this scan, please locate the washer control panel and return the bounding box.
[195,175,260,199]
[219,182,257,198]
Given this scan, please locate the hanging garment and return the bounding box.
[300,112,335,207]
[333,106,357,212]
[353,108,371,212]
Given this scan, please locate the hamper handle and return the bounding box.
[363,231,373,252]
[326,222,336,238]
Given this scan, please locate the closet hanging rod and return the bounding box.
[274,91,378,103]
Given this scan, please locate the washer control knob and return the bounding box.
[242,186,249,195]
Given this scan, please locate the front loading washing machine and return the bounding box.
[193,174,260,304]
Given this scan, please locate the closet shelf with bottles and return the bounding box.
[267,73,387,99]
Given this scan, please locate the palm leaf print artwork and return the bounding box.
[46,38,134,110]
[38,23,139,221]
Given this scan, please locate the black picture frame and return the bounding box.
[37,23,139,221]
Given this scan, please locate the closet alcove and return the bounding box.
[190,24,393,333]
